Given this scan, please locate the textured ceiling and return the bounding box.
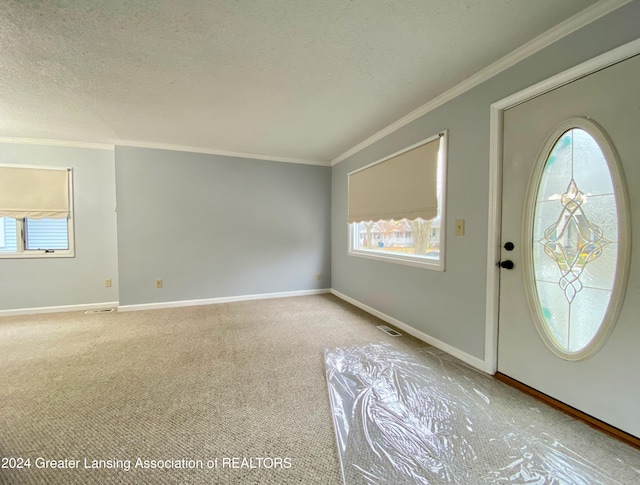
[1,0,599,163]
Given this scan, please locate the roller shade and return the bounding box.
[0,166,70,219]
[348,137,439,223]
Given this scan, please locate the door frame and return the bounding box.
[484,37,640,374]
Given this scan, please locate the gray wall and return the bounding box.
[115,147,331,306]
[331,2,640,360]
[0,144,119,310]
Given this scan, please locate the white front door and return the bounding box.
[497,53,640,438]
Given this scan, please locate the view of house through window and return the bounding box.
[352,217,440,258]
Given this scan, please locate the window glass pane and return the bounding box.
[568,287,610,352]
[537,132,572,201]
[25,218,69,250]
[535,280,569,349]
[0,217,18,253]
[572,129,614,195]
[532,128,617,354]
[353,217,440,259]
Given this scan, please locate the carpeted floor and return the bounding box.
[0,294,638,484]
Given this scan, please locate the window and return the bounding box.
[348,132,447,270]
[525,118,630,360]
[0,166,74,258]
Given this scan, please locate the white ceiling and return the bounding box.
[1,0,603,164]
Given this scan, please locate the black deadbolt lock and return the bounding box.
[504,242,515,251]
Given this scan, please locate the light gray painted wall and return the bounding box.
[331,2,640,360]
[115,147,331,306]
[0,144,119,310]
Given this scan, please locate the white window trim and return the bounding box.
[0,165,75,259]
[347,131,448,271]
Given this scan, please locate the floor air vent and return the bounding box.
[85,308,115,314]
[377,325,402,337]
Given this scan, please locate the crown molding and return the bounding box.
[330,0,631,166]
[0,137,114,150]
[0,136,328,166]
[115,140,329,166]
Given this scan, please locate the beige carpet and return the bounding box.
[0,295,638,484]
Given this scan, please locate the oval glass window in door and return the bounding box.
[527,118,630,360]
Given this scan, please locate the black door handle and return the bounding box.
[499,260,514,270]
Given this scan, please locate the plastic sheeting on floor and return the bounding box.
[324,343,638,484]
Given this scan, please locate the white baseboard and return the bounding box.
[0,301,119,317]
[117,288,331,312]
[2,289,490,375]
[330,289,490,374]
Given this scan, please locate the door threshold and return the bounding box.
[494,372,640,450]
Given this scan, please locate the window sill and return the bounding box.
[0,251,75,259]
[348,249,444,271]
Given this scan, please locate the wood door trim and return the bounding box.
[495,372,640,450]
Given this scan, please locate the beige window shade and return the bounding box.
[0,166,70,219]
[348,137,439,223]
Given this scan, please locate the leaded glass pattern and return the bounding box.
[532,128,618,353]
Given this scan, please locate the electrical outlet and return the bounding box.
[155,279,162,288]
[105,279,112,288]
[455,219,465,236]
[316,273,322,281]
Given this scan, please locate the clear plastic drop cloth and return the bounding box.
[324,342,640,485]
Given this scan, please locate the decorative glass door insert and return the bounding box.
[526,118,629,360]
